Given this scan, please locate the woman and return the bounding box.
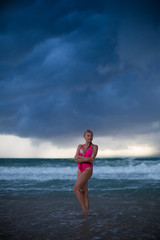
[73,130,98,213]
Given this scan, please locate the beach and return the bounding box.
[0,158,160,239]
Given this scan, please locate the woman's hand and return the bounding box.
[74,156,82,163]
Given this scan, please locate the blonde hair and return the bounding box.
[83,129,93,136]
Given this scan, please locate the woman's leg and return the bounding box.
[77,171,89,210]
[81,183,89,211]
[73,168,92,212]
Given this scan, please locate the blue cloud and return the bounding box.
[0,0,160,141]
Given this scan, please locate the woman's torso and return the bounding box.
[78,144,93,172]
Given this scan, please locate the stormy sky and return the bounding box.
[0,0,160,157]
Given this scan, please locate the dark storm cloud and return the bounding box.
[0,0,160,142]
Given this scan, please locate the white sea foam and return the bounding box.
[0,162,160,181]
[93,163,160,180]
[0,166,77,181]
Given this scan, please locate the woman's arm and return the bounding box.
[75,145,98,164]
[74,144,82,161]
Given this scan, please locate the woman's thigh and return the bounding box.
[75,168,92,190]
[77,170,88,193]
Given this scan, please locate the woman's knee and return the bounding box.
[81,188,88,196]
[73,184,80,193]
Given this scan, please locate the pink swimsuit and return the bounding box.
[78,144,93,173]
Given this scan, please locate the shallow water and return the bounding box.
[1,191,160,240]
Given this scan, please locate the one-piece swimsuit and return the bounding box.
[78,144,93,173]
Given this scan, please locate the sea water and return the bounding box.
[0,158,160,239]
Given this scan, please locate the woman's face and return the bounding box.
[84,132,93,143]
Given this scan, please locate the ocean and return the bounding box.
[0,157,160,240]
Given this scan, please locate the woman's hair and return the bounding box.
[84,129,93,136]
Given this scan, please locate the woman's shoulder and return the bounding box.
[77,144,83,149]
[92,143,98,149]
